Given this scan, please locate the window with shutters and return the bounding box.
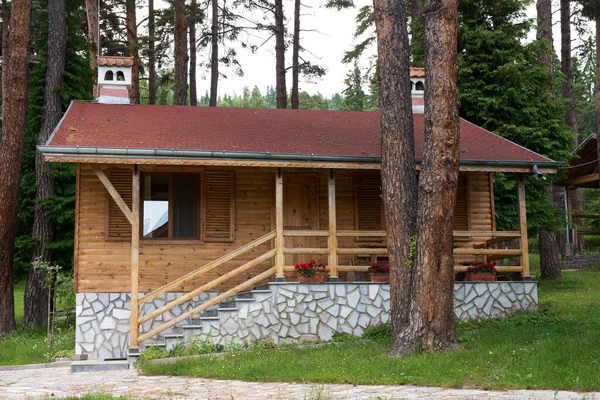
[141,173,201,239]
[354,172,384,241]
[107,170,234,242]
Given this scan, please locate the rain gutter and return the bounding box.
[37,145,563,169]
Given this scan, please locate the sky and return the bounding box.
[140,0,592,100]
[193,0,375,99]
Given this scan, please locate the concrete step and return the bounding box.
[181,325,203,330]
[71,360,130,373]
[199,316,219,321]
[217,307,238,312]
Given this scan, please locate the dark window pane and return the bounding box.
[173,175,199,238]
[143,175,169,238]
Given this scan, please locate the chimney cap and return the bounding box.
[97,56,134,67]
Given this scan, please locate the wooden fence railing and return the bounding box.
[280,229,525,274]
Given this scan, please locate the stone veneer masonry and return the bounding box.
[76,281,537,360]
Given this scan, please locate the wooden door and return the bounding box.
[283,174,320,267]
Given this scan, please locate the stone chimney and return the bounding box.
[97,56,134,104]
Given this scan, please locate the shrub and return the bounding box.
[331,331,360,342]
[362,322,391,340]
[135,346,169,366]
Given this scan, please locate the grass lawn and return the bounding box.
[0,281,74,366]
[141,269,600,392]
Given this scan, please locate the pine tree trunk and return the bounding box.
[148,0,156,105]
[84,0,98,96]
[209,0,218,107]
[560,0,583,253]
[1,0,9,111]
[0,0,31,336]
[536,0,552,74]
[274,0,286,109]
[411,0,459,351]
[126,0,139,104]
[536,0,560,279]
[373,0,418,356]
[291,0,300,109]
[173,0,187,105]
[189,0,197,106]
[23,0,66,329]
[540,193,562,279]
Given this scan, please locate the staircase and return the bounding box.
[134,286,273,354]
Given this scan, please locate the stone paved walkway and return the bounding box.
[0,366,598,400]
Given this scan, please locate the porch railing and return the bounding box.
[280,229,526,275]
[134,230,277,344]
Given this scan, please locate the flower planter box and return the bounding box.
[298,273,326,283]
[370,273,390,283]
[466,272,496,282]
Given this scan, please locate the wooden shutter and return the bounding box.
[107,169,132,240]
[454,173,469,231]
[355,172,383,233]
[203,170,235,241]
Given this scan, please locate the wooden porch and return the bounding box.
[86,164,531,348]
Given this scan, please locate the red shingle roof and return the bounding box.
[45,102,554,165]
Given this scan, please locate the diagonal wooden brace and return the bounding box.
[92,165,134,225]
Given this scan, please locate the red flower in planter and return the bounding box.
[296,260,327,277]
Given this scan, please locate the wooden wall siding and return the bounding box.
[77,165,273,293]
[107,169,133,239]
[76,166,494,292]
[454,171,494,264]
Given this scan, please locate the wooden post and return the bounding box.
[516,174,530,279]
[130,166,140,348]
[328,169,339,281]
[275,168,285,281]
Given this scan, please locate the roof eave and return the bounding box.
[38,145,561,173]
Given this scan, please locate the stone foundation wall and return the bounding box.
[76,281,537,360]
[559,254,600,270]
[75,291,218,360]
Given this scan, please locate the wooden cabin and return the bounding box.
[560,134,600,255]
[39,60,559,353]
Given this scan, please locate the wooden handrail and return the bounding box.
[138,249,276,325]
[138,267,277,343]
[338,248,388,255]
[454,265,523,273]
[453,231,520,237]
[139,230,276,305]
[283,230,329,237]
[337,230,386,237]
[283,248,330,254]
[453,248,521,256]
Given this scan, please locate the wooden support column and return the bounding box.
[275,168,285,281]
[130,166,140,348]
[328,169,339,281]
[516,174,530,279]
